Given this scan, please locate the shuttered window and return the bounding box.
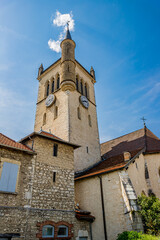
[0,162,19,193]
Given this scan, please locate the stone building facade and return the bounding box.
[0,28,96,240]
[75,127,160,240]
[1,25,160,240]
[0,131,93,240]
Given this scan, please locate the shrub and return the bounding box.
[117,231,160,240]
[138,194,160,235]
[117,231,141,240]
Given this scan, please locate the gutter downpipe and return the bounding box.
[98,175,108,240]
[89,222,93,240]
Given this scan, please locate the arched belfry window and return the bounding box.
[43,113,46,125]
[84,83,88,98]
[57,75,60,90]
[76,76,79,91]
[51,80,55,93]
[80,80,83,95]
[46,83,49,97]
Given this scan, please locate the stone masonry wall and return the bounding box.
[0,207,91,240]
[0,138,91,239]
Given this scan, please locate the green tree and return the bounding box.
[138,194,160,235]
[117,231,160,240]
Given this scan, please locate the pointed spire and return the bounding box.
[64,21,72,40]
[38,63,43,78]
[90,66,95,80]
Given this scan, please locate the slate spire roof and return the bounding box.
[64,23,72,40]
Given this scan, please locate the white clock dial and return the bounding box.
[45,94,56,107]
[80,95,89,109]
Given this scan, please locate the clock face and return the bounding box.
[45,94,55,107]
[80,95,89,109]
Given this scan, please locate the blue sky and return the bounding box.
[0,0,160,142]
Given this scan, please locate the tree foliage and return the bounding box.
[138,194,160,235]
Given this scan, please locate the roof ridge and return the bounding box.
[0,132,17,143]
[101,128,144,145]
[39,130,63,140]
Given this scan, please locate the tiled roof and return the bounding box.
[75,127,160,180]
[19,131,80,149]
[0,133,34,153]
[75,163,126,180]
[39,131,62,140]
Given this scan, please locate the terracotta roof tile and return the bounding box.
[39,131,62,140]
[0,133,34,153]
[75,163,126,180]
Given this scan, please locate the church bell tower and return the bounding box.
[34,26,101,171]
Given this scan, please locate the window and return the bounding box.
[79,238,88,240]
[37,221,73,239]
[88,115,91,126]
[43,113,46,125]
[145,162,149,179]
[0,162,19,193]
[57,76,60,89]
[46,83,49,96]
[77,107,81,120]
[84,84,88,98]
[51,80,55,92]
[76,77,79,91]
[53,172,56,183]
[53,144,58,157]
[54,106,58,119]
[86,146,88,153]
[80,80,83,95]
[57,225,68,237]
[42,225,54,238]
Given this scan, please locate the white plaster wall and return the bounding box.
[75,171,131,240]
[127,153,160,198]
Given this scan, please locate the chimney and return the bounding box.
[123,152,131,161]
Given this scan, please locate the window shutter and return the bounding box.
[0,162,19,192]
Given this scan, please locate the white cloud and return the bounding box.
[48,11,75,53]
[53,11,74,31]
[48,39,61,53]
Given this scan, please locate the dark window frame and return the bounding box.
[53,172,56,183]
[53,144,58,157]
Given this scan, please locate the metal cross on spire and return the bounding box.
[141,116,147,127]
[67,21,70,30]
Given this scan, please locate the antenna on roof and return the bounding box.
[141,117,147,128]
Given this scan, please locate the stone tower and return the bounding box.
[60,26,76,91]
[34,27,101,171]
